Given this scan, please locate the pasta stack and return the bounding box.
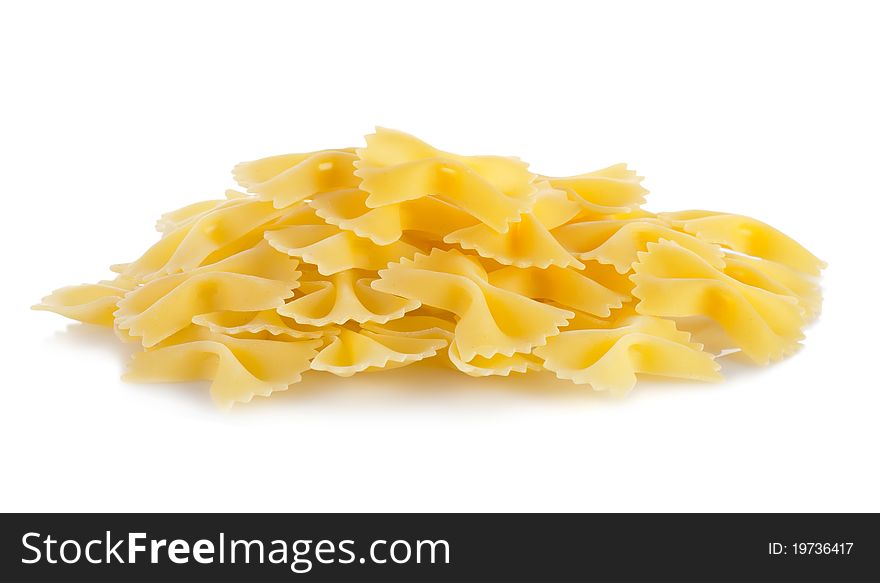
[35,128,825,405]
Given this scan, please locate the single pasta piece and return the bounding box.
[630,240,807,364]
[487,265,624,318]
[658,210,827,276]
[309,188,476,245]
[534,316,721,392]
[447,340,542,377]
[355,128,535,233]
[191,309,329,339]
[234,149,360,209]
[124,326,322,406]
[540,164,648,214]
[155,194,241,234]
[265,223,421,275]
[114,241,300,347]
[278,269,420,326]
[34,279,136,327]
[361,314,456,340]
[720,253,822,322]
[552,218,726,274]
[444,182,586,269]
[357,128,534,196]
[372,249,573,362]
[125,196,288,280]
[233,151,348,186]
[310,326,449,377]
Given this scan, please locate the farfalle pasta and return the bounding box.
[630,240,807,364]
[34,128,825,406]
[311,326,449,377]
[355,128,535,233]
[278,269,419,326]
[191,310,328,339]
[373,249,574,361]
[534,316,722,391]
[234,149,359,209]
[542,163,648,214]
[125,326,322,404]
[444,182,586,269]
[265,223,421,275]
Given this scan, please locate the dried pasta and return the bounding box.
[534,316,722,391]
[34,128,825,406]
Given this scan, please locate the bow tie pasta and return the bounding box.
[34,128,825,406]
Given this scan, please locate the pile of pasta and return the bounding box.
[35,128,825,406]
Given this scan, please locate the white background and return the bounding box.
[1,1,877,512]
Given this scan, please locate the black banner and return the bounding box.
[2,513,876,580]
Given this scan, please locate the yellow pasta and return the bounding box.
[541,163,648,213]
[720,253,822,322]
[125,326,322,406]
[444,182,586,269]
[34,279,136,327]
[34,128,825,404]
[355,128,535,233]
[191,309,329,339]
[118,194,288,281]
[155,194,240,235]
[487,265,624,318]
[630,240,807,363]
[372,249,574,361]
[114,241,300,347]
[265,223,421,275]
[278,269,420,326]
[234,149,360,209]
[311,326,448,377]
[448,341,543,377]
[552,218,726,274]
[658,210,827,275]
[309,188,476,245]
[535,316,722,391]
